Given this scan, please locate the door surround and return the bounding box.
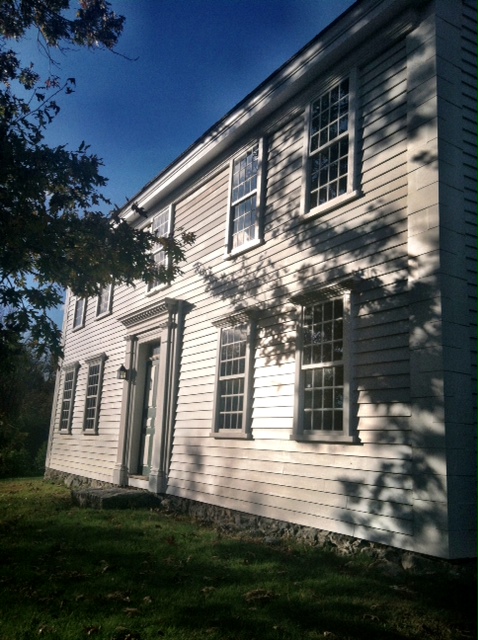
[113,298,185,493]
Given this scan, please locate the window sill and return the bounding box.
[72,324,85,332]
[146,282,171,297]
[83,429,99,436]
[225,238,263,260]
[211,430,253,440]
[303,189,360,221]
[95,311,112,321]
[291,432,358,444]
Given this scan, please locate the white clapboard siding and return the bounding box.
[46,2,476,557]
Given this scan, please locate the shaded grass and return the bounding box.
[0,478,475,640]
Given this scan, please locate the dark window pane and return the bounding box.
[323,411,333,430]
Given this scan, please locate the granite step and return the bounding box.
[71,487,162,510]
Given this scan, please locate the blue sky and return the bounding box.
[21,0,356,211]
[18,0,356,326]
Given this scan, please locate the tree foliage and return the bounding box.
[0,335,56,478]
[0,0,195,361]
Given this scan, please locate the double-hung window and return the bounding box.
[149,206,172,291]
[293,291,355,442]
[72,297,86,329]
[304,74,357,216]
[96,284,113,317]
[227,141,264,255]
[59,362,80,433]
[83,354,106,434]
[212,315,256,438]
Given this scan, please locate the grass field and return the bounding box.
[0,478,475,640]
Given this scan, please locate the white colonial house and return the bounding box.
[46,0,477,559]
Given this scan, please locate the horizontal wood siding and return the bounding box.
[48,28,416,539]
[47,4,470,556]
[48,282,135,481]
[165,34,414,546]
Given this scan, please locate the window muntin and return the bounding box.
[302,298,344,432]
[213,319,255,438]
[96,284,113,317]
[59,363,79,432]
[294,291,354,442]
[307,77,353,212]
[218,325,247,430]
[83,355,105,433]
[149,207,172,290]
[73,298,86,329]
[228,143,262,253]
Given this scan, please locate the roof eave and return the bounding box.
[122,0,422,223]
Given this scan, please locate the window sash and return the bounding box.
[303,73,357,217]
[149,207,172,290]
[59,364,79,432]
[308,78,350,210]
[217,325,247,430]
[293,292,354,442]
[227,143,262,253]
[96,284,112,317]
[73,298,86,328]
[213,322,254,437]
[301,298,345,433]
[83,356,105,433]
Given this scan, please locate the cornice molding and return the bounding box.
[289,276,361,305]
[212,305,262,328]
[119,298,180,328]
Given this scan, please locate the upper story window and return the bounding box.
[226,141,264,256]
[72,297,86,329]
[292,290,355,443]
[304,74,357,217]
[96,284,113,318]
[148,206,172,291]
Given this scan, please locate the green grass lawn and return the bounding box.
[0,478,475,640]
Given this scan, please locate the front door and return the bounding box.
[138,344,161,475]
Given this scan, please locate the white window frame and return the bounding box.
[59,362,80,433]
[96,283,113,318]
[72,297,86,330]
[148,205,173,293]
[225,140,264,257]
[302,70,359,219]
[292,289,355,443]
[83,353,106,434]
[212,317,256,439]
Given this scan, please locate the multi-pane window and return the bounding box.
[96,284,112,317]
[83,355,106,433]
[73,298,86,329]
[308,78,351,210]
[59,363,79,432]
[214,321,255,437]
[293,291,355,442]
[228,143,262,252]
[302,298,344,432]
[218,325,247,430]
[149,207,172,290]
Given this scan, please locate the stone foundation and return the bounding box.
[160,495,475,575]
[44,467,116,490]
[44,468,474,575]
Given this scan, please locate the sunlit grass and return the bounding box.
[0,478,475,640]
